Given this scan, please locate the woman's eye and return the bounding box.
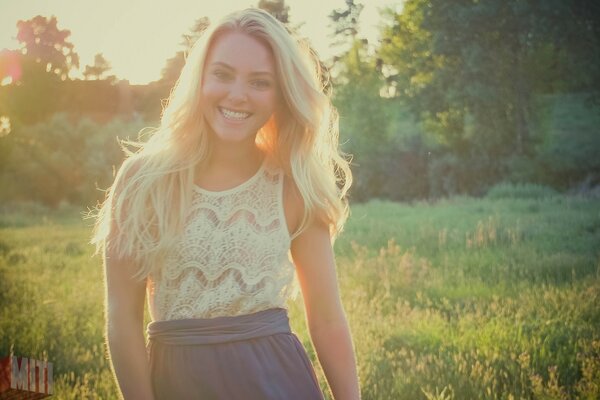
[252,80,272,89]
[213,70,231,80]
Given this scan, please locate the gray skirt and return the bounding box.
[147,308,324,400]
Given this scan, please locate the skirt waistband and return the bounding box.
[147,308,291,345]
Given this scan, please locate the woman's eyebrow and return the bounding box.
[209,61,274,77]
[210,61,234,70]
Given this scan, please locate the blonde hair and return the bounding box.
[91,8,352,280]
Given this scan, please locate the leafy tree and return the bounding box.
[257,0,290,24]
[0,49,22,84]
[160,17,210,86]
[16,15,79,80]
[180,17,211,52]
[83,53,114,81]
[542,0,600,95]
[534,93,600,189]
[160,52,186,87]
[333,38,430,201]
[0,15,79,125]
[0,113,147,206]
[380,0,500,157]
[328,1,430,201]
[377,0,600,194]
[329,0,364,48]
[0,52,61,124]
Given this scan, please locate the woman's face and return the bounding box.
[201,31,278,146]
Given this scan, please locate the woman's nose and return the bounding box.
[227,79,248,102]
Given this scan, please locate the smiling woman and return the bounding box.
[91,7,359,400]
[201,32,278,146]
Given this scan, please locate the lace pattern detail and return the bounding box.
[147,161,296,321]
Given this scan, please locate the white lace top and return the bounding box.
[146,159,297,321]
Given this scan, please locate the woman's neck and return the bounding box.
[206,143,263,170]
[196,136,265,187]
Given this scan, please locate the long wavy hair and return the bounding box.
[91,8,352,280]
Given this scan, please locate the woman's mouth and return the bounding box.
[219,107,251,121]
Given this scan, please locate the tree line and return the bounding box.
[0,0,599,208]
[332,0,599,200]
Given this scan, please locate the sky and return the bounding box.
[0,0,402,85]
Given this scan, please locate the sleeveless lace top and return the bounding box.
[146,159,297,321]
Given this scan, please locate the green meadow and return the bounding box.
[1,188,599,399]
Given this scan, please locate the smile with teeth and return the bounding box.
[219,107,251,121]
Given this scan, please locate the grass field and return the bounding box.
[1,190,599,399]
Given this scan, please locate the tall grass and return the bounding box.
[0,217,116,397]
[1,194,599,399]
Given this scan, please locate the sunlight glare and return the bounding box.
[0,0,395,84]
[0,116,12,137]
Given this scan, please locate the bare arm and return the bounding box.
[104,248,155,400]
[291,220,360,400]
[103,159,155,399]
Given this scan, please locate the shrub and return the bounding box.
[0,113,150,208]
